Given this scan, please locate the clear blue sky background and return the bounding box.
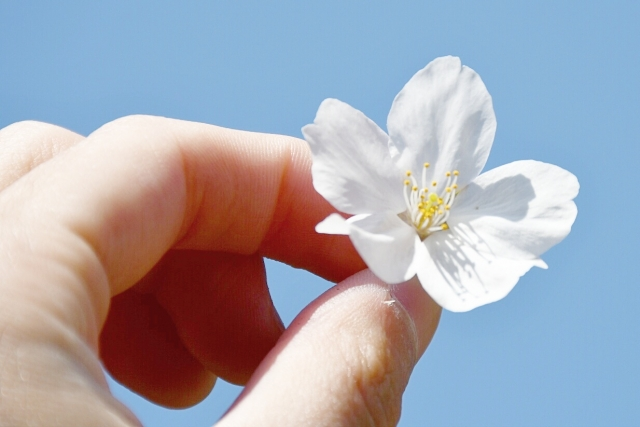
[1,1,638,426]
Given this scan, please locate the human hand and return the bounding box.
[0,117,441,426]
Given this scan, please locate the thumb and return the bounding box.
[218,270,441,427]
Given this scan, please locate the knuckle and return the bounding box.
[91,114,167,137]
[0,120,64,141]
[0,121,84,188]
[352,348,404,426]
[339,304,414,426]
[348,376,402,427]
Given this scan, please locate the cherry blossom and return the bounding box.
[302,56,579,312]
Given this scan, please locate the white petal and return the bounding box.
[315,213,350,235]
[347,212,420,284]
[302,99,405,215]
[387,56,496,190]
[450,160,579,260]
[415,231,546,312]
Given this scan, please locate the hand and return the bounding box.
[0,117,441,426]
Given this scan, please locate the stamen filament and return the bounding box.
[401,163,459,239]
[403,180,412,211]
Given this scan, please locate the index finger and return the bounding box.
[1,115,364,297]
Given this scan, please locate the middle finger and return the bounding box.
[0,121,84,190]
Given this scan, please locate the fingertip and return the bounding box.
[219,269,440,427]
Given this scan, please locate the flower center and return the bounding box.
[402,162,459,240]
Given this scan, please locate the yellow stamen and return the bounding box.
[401,162,460,239]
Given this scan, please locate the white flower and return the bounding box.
[302,56,579,312]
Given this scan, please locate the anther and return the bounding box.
[406,171,412,176]
[453,170,459,176]
[404,180,410,186]
[424,162,430,168]
[446,171,451,177]
[432,181,437,187]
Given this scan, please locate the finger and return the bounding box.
[1,115,363,332]
[1,115,363,297]
[100,250,285,407]
[100,290,216,408]
[152,251,284,385]
[0,121,84,190]
[218,271,441,427]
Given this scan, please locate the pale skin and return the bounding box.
[0,117,441,426]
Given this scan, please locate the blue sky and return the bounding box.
[1,1,638,426]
